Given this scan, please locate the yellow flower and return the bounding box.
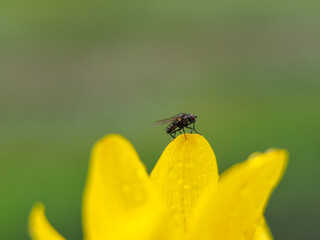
[29,134,288,240]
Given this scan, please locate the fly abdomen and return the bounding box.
[166,123,177,133]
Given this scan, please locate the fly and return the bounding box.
[154,113,200,139]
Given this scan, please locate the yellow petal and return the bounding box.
[253,217,273,240]
[150,134,219,235]
[82,134,174,240]
[29,203,65,240]
[189,149,288,240]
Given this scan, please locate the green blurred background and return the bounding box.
[1,1,319,239]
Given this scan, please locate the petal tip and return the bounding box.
[244,148,289,194]
[169,134,210,147]
[174,133,204,140]
[265,148,289,170]
[29,202,65,240]
[92,134,133,153]
[29,202,45,222]
[96,133,127,144]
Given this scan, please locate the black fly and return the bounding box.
[154,113,200,139]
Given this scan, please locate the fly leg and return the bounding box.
[169,128,185,139]
[170,129,180,139]
[185,126,193,133]
[170,131,176,139]
[182,127,187,139]
[177,127,186,139]
[192,123,201,135]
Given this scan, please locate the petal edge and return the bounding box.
[82,134,174,240]
[253,217,273,240]
[29,203,65,240]
[189,149,288,240]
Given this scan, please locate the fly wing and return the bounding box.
[153,116,177,126]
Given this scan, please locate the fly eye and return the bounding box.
[190,114,196,120]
